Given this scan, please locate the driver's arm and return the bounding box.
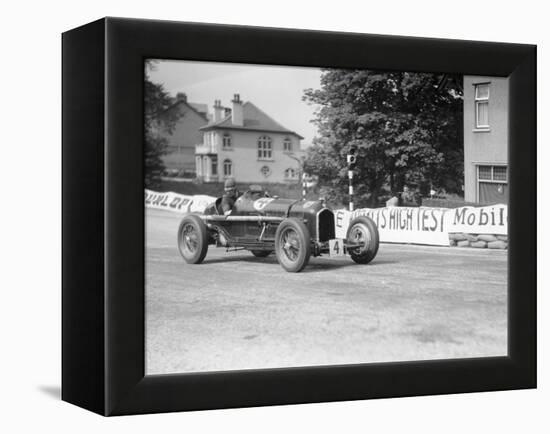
[220,196,234,215]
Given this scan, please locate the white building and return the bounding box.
[463,76,509,204]
[195,94,304,183]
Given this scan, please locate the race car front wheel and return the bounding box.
[275,218,311,272]
[177,215,209,264]
[346,216,379,264]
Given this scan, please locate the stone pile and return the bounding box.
[448,233,507,249]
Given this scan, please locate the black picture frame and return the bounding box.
[62,17,536,416]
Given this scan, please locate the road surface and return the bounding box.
[145,208,507,375]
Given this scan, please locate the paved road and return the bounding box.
[145,208,507,375]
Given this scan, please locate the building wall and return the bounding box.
[463,76,509,203]
[162,146,196,171]
[160,104,207,172]
[197,130,303,183]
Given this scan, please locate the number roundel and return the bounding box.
[253,197,275,211]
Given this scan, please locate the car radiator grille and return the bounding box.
[317,209,335,242]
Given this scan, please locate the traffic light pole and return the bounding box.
[348,169,354,211]
[346,146,356,211]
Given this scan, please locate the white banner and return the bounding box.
[145,190,507,246]
[335,207,449,246]
[335,204,507,246]
[144,190,216,214]
[446,204,507,235]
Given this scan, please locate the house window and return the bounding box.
[477,165,508,204]
[222,133,232,149]
[211,155,218,176]
[478,165,507,182]
[284,168,296,179]
[474,83,490,128]
[493,166,507,181]
[283,137,292,152]
[260,165,271,177]
[257,136,272,160]
[223,159,233,177]
[478,165,492,180]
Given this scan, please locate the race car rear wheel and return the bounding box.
[177,215,208,264]
[275,218,311,272]
[346,216,379,264]
[251,250,272,257]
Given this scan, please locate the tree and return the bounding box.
[144,61,182,188]
[303,69,463,207]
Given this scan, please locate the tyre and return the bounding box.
[251,250,272,257]
[274,218,311,272]
[346,216,379,264]
[177,214,209,264]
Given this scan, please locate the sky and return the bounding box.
[147,59,323,146]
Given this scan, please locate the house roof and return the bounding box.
[199,101,304,139]
[188,102,209,116]
[162,99,209,122]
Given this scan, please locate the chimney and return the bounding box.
[176,92,187,102]
[213,99,224,123]
[231,94,243,126]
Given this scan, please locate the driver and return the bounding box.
[220,178,238,215]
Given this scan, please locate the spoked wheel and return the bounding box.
[177,215,209,264]
[274,218,311,272]
[250,250,272,258]
[346,216,379,264]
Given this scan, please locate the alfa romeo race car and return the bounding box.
[177,187,379,272]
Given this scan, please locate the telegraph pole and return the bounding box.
[347,146,357,211]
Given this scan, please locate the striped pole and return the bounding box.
[348,170,354,211]
[346,146,357,211]
[302,172,307,201]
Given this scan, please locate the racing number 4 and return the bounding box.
[329,239,344,257]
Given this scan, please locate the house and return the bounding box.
[463,76,509,204]
[159,93,209,174]
[195,94,304,183]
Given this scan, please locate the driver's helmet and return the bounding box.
[224,178,237,194]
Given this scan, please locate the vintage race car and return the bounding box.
[177,187,379,272]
